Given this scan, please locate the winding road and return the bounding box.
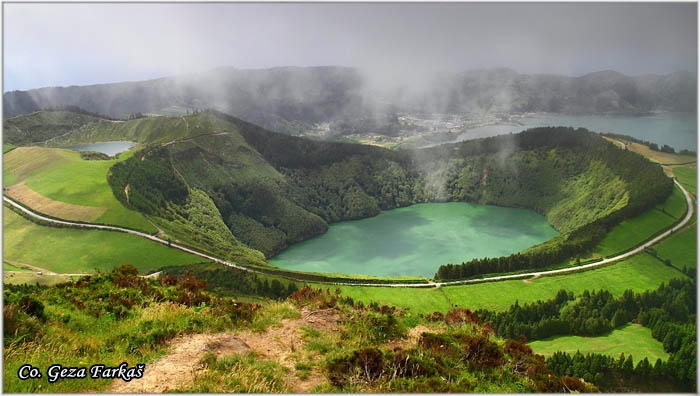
[2,179,694,288]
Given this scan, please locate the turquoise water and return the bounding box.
[457,112,697,151]
[269,202,558,278]
[66,141,137,156]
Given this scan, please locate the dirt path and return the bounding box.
[108,333,251,393]
[3,259,58,274]
[108,308,340,393]
[180,116,189,133]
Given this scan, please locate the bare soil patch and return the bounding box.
[108,307,341,393]
[5,182,106,222]
[235,308,340,392]
[109,333,251,393]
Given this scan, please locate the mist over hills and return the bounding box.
[3,66,696,135]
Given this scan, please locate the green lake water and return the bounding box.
[269,202,558,278]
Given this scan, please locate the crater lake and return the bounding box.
[269,202,559,278]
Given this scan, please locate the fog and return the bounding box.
[4,2,697,92]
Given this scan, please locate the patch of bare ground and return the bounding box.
[109,307,341,393]
[523,273,541,284]
[5,182,106,222]
[235,307,341,392]
[385,324,436,352]
[108,333,251,393]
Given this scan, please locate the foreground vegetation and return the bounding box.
[4,266,599,393]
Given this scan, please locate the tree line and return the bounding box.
[473,278,696,391]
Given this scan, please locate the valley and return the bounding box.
[2,108,696,393]
[3,1,697,392]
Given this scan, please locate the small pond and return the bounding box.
[65,141,137,156]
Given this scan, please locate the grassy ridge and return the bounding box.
[3,206,206,274]
[529,324,669,364]
[3,146,155,233]
[591,183,686,258]
[3,111,103,146]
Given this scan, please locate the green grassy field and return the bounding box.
[655,221,697,270]
[338,252,686,314]
[590,184,686,258]
[529,324,669,364]
[3,146,155,232]
[3,206,207,274]
[4,272,82,286]
[336,285,453,315]
[674,166,697,195]
[3,261,32,272]
[3,144,16,153]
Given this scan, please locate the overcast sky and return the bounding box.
[3,2,697,92]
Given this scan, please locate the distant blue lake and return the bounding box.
[66,141,137,156]
[457,112,697,152]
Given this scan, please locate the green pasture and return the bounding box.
[655,221,697,270]
[336,285,453,315]
[3,146,155,232]
[4,272,82,286]
[590,184,686,258]
[339,251,686,314]
[444,253,686,311]
[3,262,31,272]
[529,324,669,364]
[674,166,697,195]
[3,144,16,153]
[3,206,207,274]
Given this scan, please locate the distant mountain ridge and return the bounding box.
[3,66,696,134]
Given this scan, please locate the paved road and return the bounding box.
[3,179,694,288]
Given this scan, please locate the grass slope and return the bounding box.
[3,262,32,272]
[673,166,697,195]
[338,253,686,314]
[3,110,104,146]
[3,146,155,232]
[655,221,697,270]
[444,254,686,311]
[3,206,206,274]
[529,324,669,364]
[590,183,686,258]
[3,269,595,393]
